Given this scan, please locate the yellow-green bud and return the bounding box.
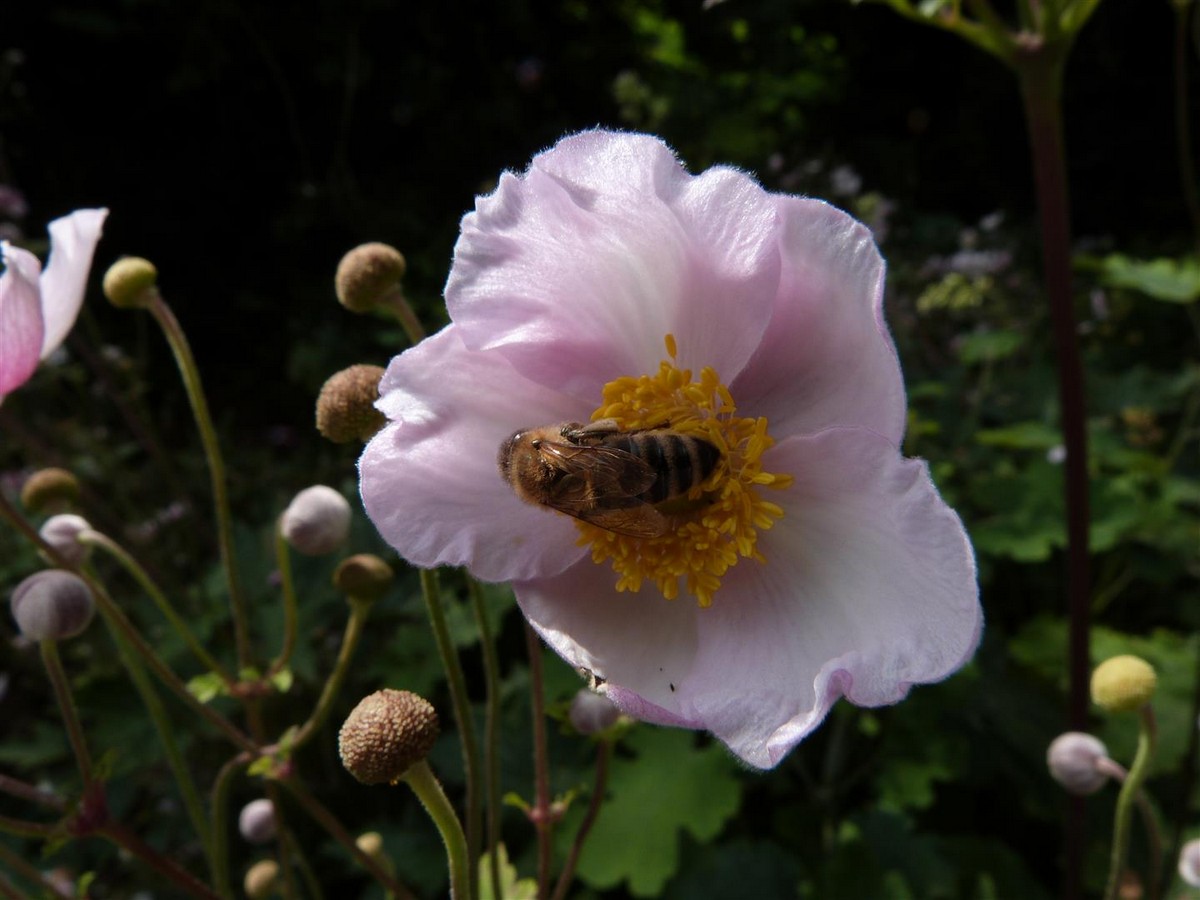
[338,689,439,785]
[243,859,280,899]
[102,257,159,309]
[20,468,81,514]
[1091,655,1157,713]
[335,242,406,313]
[316,364,386,443]
[333,554,393,602]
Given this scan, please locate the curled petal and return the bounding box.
[516,426,979,769]
[0,243,45,397]
[731,198,905,442]
[446,130,778,402]
[360,325,589,582]
[39,208,108,358]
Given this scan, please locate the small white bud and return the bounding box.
[1047,732,1111,796]
[1179,838,1200,887]
[568,689,621,735]
[11,570,95,641]
[39,514,92,566]
[280,486,352,556]
[238,798,277,844]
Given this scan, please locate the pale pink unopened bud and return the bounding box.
[568,689,621,735]
[1180,838,1200,887]
[1047,732,1111,796]
[238,798,277,844]
[39,514,92,566]
[11,570,95,641]
[280,486,352,556]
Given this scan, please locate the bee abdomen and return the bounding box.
[626,432,720,504]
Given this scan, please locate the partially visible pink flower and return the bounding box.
[360,131,980,769]
[0,208,108,402]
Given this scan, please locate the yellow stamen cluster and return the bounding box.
[578,335,792,607]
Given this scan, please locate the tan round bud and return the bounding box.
[238,798,277,844]
[569,689,622,735]
[103,257,159,309]
[243,859,280,899]
[339,689,439,784]
[1180,838,1200,887]
[11,570,95,641]
[316,364,386,443]
[20,468,81,514]
[356,831,385,861]
[333,554,393,601]
[280,486,352,556]
[335,242,406,313]
[39,514,92,566]
[1046,732,1111,795]
[1091,655,1157,713]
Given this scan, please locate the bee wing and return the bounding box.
[575,505,668,539]
[536,440,665,537]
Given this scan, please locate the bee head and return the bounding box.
[497,428,527,481]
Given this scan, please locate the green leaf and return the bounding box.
[975,421,1062,449]
[563,728,742,897]
[957,329,1025,364]
[186,671,227,703]
[1097,253,1200,304]
[479,843,537,900]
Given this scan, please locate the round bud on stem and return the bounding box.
[280,486,352,556]
[39,514,92,566]
[238,798,277,844]
[21,468,81,514]
[339,689,439,785]
[335,242,406,313]
[1179,838,1200,888]
[11,571,95,641]
[243,859,280,899]
[102,257,159,309]
[316,364,386,443]
[1091,655,1158,713]
[333,554,393,602]
[568,689,622,735]
[1047,732,1112,795]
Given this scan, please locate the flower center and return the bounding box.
[578,335,792,607]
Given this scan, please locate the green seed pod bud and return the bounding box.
[1046,732,1111,796]
[316,364,386,443]
[238,798,277,844]
[39,514,92,566]
[335,242,406,313]
[339,689,439,785]
[280,486,351,556]
[11,570,95,641]
[568,689,622,735]
[103,257,159,309]
[20,468,81,514]
[1091,655,1158,713]
[333,554,393,602]
[243,859,280,900]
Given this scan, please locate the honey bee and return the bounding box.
[498,419,721,538]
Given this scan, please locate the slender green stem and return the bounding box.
[210,753,253,900]
[277,777,417,899]
[290,597,372,749]
[148,294,252,670]
[99,821,220,899]
[40,640,94,789]
[550,740,611,900]
[0,774,65,811]
[93,589,214,876]
[419,568,482,898]
[402,761,472,900]
[1104,706,1158,900]
[264,782,299,900]
[468,577,503,900]
[81,529,234,682]
[268,522,300,676]
[0,812,56,838]
[281,821,326,900]
[525,621,553,900]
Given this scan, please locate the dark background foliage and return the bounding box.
[1,0,1197,898]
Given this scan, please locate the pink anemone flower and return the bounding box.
[360,131,980,769]
[0,208,108,403]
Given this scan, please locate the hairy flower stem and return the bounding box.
[468,577,504,899]
[147,294,252,670]
[268,524,300,675]
[1015,47,1092,900]
[40,640,95,790]
[290,597,372,748]
[551,740,612,900]
[1094,756,1164,900]
[81,529,234,682]
[384,285,426,346]
[419,568,482,898]
[525,621,553,900]
[402,761,472,900]
[1104,706,1158,900]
